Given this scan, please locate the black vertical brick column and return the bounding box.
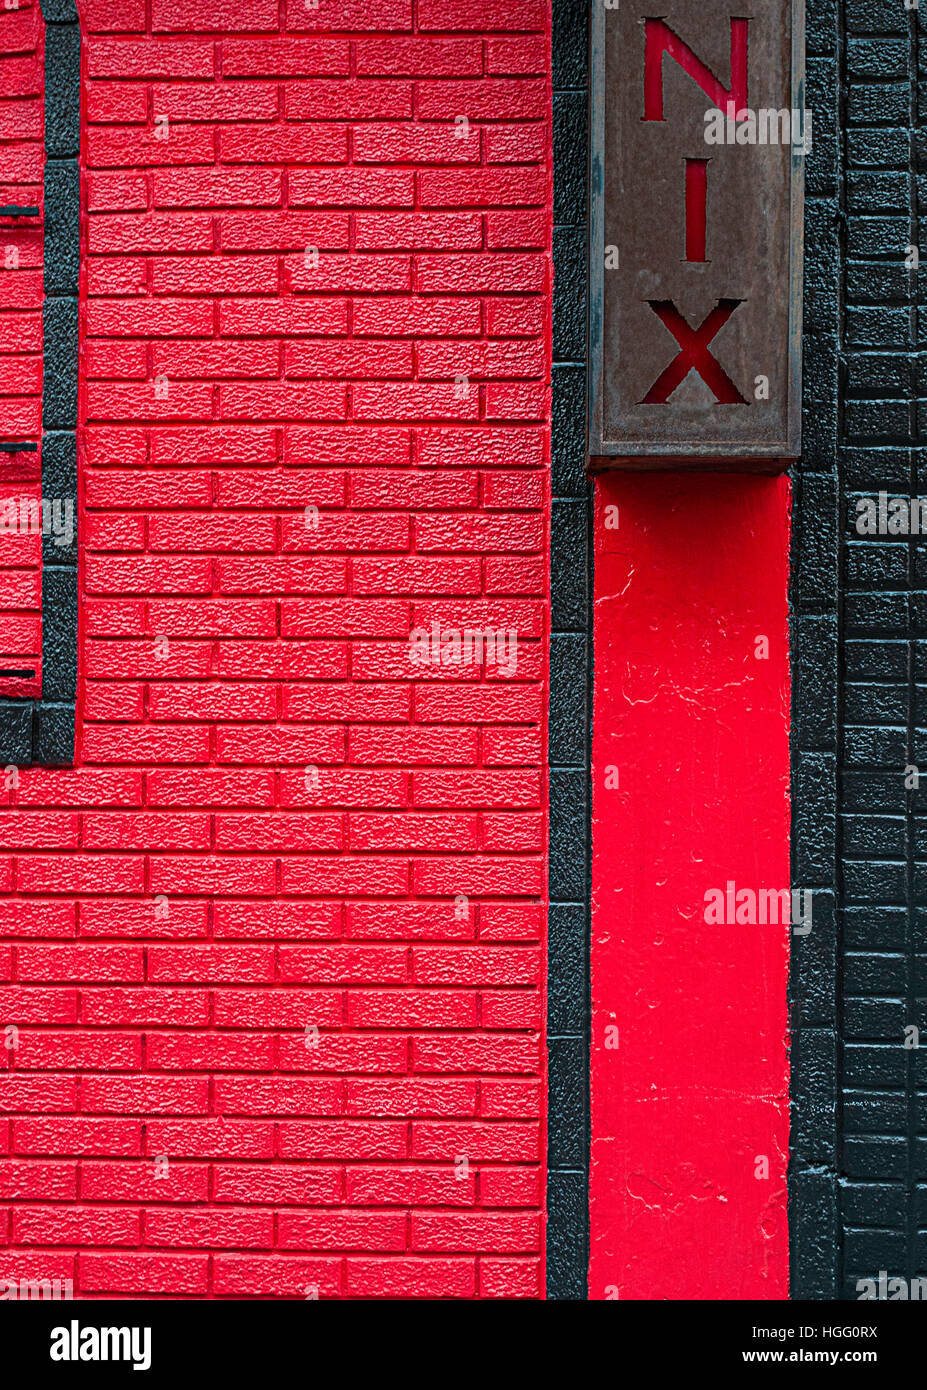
[547,0,592,1299]
[790,0,842,1300]
[0,0,79,768]
[792,0,927,1299]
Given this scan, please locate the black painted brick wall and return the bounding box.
[792,0,927,1299]
[547,0,592,1301]
[789,0,842,1301]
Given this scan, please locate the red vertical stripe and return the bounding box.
[589,473,791,1300]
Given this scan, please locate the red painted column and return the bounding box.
[589,471,791,1300]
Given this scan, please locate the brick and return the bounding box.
[88,125,216,168]
[80,1162,208,1203]
[277,945,408,983]
[346,1078,477,1116]
[88,43,216,80]
[346,1164,475,1206]
[214,900,340,945]
[80,1253,209,1295]
[347,990,477,1029]
[479,1257,541,1298]
[414,1033,540,1074]
[211,1164,342,1204]
[412,1212,540,1252]
[213,989,342,1029]
[277,1032,407,1072]
[145,1119,274,1160]
[487,37,548,73]
[416,250,546,292]
[0,1076,78,1112]
[353,298,482,337]
[152,168,283,209]
[0,1161,77,1201]
[85,83,149,124]
[144,1207,273,1247]
[286,80,412,121]
[219,383,347,420]
[218,299,348,335]
[150,81,279,122]
[81,0,147,31]
[278,1210,406,1251]
[16,945,143,982]
[147,945,275,983]
[17,856,145,895]
[290,255,412,294]
[277,1121,407,1161]
[81,1076,209,1114]
[213,1255,341,1298]
[284,340,413,379]
[213,814,343,853]
[222,40,351,77]
[347,1257,475,1298]
[81,988,210,1028]
[353,125,481,164]
[15,1118,142,1157]
[346,902,474,940]
[354,212,482,250]
[152,0,278,32]
[287,0,413,32]
[147,1032,274,1070]
[288,168,415,208]
[218,124,348,164]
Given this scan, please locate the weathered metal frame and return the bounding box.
[588,0,806,467]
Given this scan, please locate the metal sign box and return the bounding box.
[588,0,805,468]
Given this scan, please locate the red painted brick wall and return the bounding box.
[0,0,550,1300]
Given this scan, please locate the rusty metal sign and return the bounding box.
[589,0,805,467]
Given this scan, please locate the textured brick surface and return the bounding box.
[791,0,927,1300]
[0,0,550,1299]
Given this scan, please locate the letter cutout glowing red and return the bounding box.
[684,158,708,263]
[640,299,748,405]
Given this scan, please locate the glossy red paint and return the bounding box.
[589,471,791,1300]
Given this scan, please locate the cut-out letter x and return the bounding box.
[640,299,748,405]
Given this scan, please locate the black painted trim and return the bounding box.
[547,0,592,1300]
[0,0,80,767]
[791,0,927,1301]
